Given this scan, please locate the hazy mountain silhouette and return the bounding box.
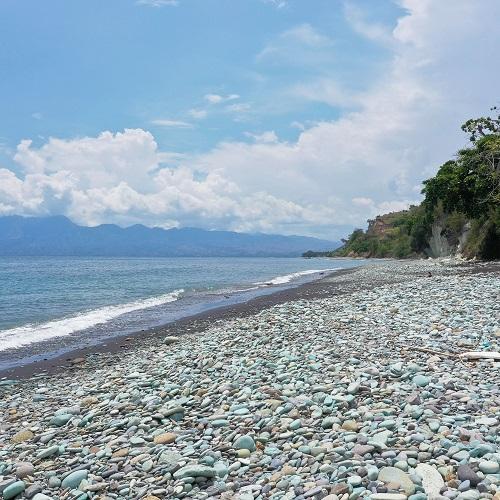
[0,215,339,257]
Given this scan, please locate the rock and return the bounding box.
[342,420,359,431]
[164,336,179,344]
[25,483,43,498]
[112,447,129,458]
[61,470,88,489]
[478,460,499,474]
[15,462,34,479]
[47,477,61,488]
[2,481,26,499]
[330,483,350,496]
[49,414,72,427]
[347,381,360,394]
[457,465,481,487]
[173,464,217,479]
[415,464,445,499]
[352,444,375,456]
[412,374,430,387]
[153,432,177,444]
[457,491,480,500]
[378,467,416,495]
[11,429,34,443]
[37,445,59,459]
[233,435,256,452]
[32,496,53,500]
[158,450,183,466]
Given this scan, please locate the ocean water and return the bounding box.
[0,256,364,369]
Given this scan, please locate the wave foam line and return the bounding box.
[0,289,184,351]
[256,268,341,286]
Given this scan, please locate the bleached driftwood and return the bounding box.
[459,351,500,361]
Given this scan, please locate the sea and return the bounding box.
[0,256,364,370]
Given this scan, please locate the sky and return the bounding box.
[0,0,499,240]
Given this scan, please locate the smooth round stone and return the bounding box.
[347,475,362,487]
[413,375,430,387]
[378,467,416,495]
[366,466,379,481]
[453,450,470,462]
[409,494,427,500]
[142,460,154,472]
[456,465,481,486]
[48,476,61,488]
[200,456,215,466]
[10,429,34,444]
[289,419,302,430]
[458,480,470,492]
[37,445,59,461]
[15,462,34,479]
[478,461,499,474]
[277,479,290,490]
[233,435,256,452]
[3,481,26,500]
[342,420,359,432]
[173,465,216,479]
[211,419,229,428]
[153,433,177,444]
[49,414,72,426]
[456,491,480,500]
[61,470,88,489]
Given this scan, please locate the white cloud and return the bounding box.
[188,109,208,120]
[2,1,499,240]
[262,0,287,8]
[136,0,178,7]
[257,23,333,64]
[204,93,240,104]
[226,103,251,114]
[1,129,336,236]
[244,131,279,144]
[344,2,393,45]
[150,119,193,128]
[31,112,43,120]
[291,79,359,108]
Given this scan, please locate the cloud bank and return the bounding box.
[1,0,499,239]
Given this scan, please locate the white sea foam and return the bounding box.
[256,268,340,286]
[0,289,184,351]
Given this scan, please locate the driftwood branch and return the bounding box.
[459,351,500,361]
[405,346,500,361]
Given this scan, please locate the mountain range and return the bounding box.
[0,216,339,257]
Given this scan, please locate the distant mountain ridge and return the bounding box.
[0,215,339,257]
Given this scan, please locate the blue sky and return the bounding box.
[0,0,499,238]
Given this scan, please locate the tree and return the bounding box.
[461,106,500,142]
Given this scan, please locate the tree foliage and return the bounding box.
[315,108,500,260]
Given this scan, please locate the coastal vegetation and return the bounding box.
[306,108,500,260]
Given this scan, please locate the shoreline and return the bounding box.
[1,260,497,381]
[0,267,359,380]
[0,259,498,500]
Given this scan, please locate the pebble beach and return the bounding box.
[1,260,499,500]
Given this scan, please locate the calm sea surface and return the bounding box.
[0,256,364,369]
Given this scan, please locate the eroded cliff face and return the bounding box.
[427,220,471,258]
